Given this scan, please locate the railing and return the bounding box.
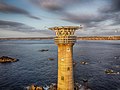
[54,36,76,44]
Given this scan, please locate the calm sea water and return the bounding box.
[0,40,120,90]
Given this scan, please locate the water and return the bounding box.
[0,40,120,90]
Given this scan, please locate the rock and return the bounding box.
[73,61,77,67]
[0,56,18,63]
[48,58,54,60]
[80,61,88,65]
[104,69,120,75]
[39,49,49,52]
[27,84,43,90]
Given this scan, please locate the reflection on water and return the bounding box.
[0,40,120,90]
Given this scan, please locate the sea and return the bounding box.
[0,40,120,90]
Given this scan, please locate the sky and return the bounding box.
[0,0,120,37]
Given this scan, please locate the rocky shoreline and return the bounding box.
[0,56,18,63]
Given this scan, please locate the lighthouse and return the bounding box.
[49,26,82,90]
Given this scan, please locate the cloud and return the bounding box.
[61,13,109,27]
[99,0,120,26]
[59,0,120,28]
[29,0,95,12]
[0,20,24,26]
[0,20,35,32]
[30,0,107,26]
[0,20,43,32]
[29,0,120,36]
[0,1,41,20]
[30,0,65,11]
[29,0,105,28]
[0,20,54,36]
[100,0,120,13]
[111,0,120,12]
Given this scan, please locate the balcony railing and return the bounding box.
[54,36,76,44]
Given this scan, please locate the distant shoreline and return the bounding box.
[0,36,120,40]
[0,37,54,40]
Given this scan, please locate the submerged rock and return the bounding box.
[104,69,120,75]
[48,58,54,61]
[73,61,77,67]
[80,61,88,65]
[39,49,49,52]
[0,56,18,63]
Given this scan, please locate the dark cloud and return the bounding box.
[0,20,24,27]
[101,0,120,13]
[62,13,105,25]
[99,0,120,26]
[61,0,120,28]
[109,12,120,25]
[112,0,120,12]
[61,11,115,28]
[30,0,109,27]
[30,0,120,31]
[0,20,54,35]
[28,15,41,20]
[30,0,65,11]
[0,20,36,32]
[0,2,41,20]
[30,0,95,12]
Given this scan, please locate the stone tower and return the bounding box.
[49,26,81,90]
